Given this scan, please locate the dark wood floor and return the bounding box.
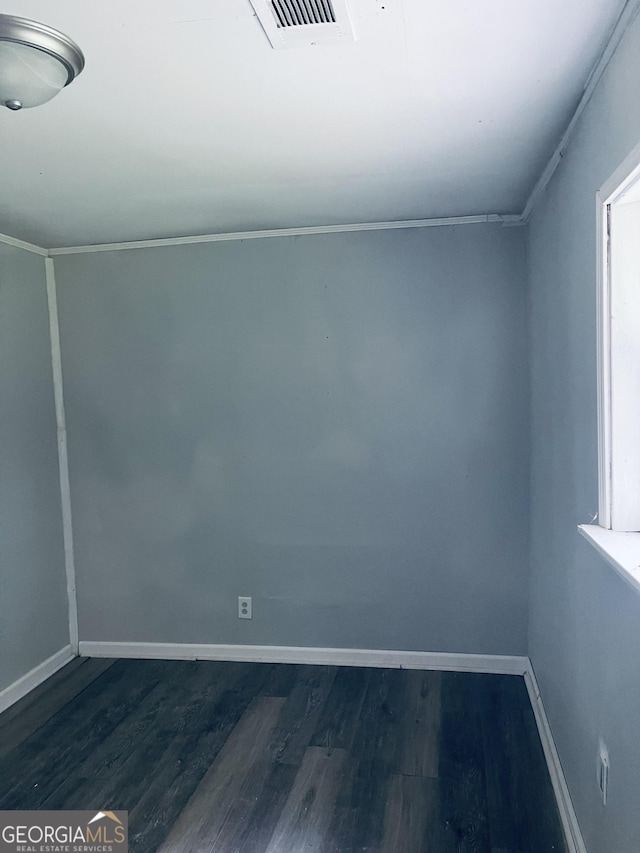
[0,658,567,852]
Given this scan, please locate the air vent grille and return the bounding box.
[270,0,336,27]
[250,0,354,49]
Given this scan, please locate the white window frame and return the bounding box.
[579,141,640,594]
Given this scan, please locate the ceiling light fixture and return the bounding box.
[0,13,84,110]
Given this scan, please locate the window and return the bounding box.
[599,161,640,531]
[578,143,640,593]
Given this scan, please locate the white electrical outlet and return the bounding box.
[598,741,609,805]
[238,596,252,619]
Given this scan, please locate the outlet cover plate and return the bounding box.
[238,596,252,619]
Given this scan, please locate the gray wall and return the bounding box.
[0,244,69,693]
[55,224,530,654]
[528,12,640,853]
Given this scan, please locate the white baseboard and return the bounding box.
[524,661,587,853]
[78,640,528,675]
[0,645,75,714]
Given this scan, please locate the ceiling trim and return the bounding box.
[2,3,638,252]
[47,214,523,256]
[0,231,48,256]
[522,0,640,222]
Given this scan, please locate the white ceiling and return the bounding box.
[0,0,626,248]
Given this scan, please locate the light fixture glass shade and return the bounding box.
[0,41,69,108]
[0,14,84,110]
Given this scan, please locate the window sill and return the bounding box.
[578,525,640,594]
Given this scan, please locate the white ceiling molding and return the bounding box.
[522,0,640,222]
[0,231,48,256]
[47,214,523,256]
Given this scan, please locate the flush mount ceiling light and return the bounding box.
[0,13,84,110]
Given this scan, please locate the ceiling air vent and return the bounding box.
[249,0,355,49]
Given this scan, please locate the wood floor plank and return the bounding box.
[310,665,371,751]
[326,753,387,853]
[268,664,337,766]
[0,658,116,758]
[39,660,220,809]
[0,660,167,809]
[264,745,348,853]
[0,659,128,802]
[481,676,535,852]
[0,657,86,727]
[379,774,443,853]
[394,669,441,778]
[231,761,299,853]
[53,662,271,852]
[67,661,204,780]
[351,667,407,770]
[481,675,568,853]
[322,667,409,851]
[260,663,302,698]
[206,742,297,853]
[328,665,408,853]
[438,672,491,852]
[157,696,285,852]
